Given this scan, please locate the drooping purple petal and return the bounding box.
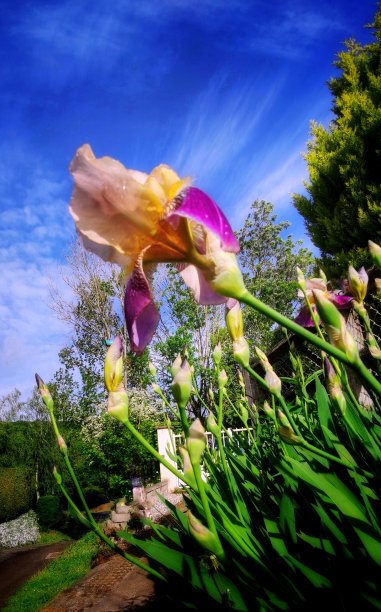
[124,260,160,354]
[329,293,353,310]
[167,187,239,253]
[294,306,316,328]
[178,264,227,305]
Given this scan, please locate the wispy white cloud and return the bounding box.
[170,73,283,183]
[0,149,73,399]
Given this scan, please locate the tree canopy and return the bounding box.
[293,7,381,277]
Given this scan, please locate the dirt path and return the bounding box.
[0,541,71,610]
[41,552,160,612]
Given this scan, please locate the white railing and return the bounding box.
[158,426,253,492]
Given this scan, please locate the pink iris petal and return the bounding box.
[330,294,353,310]
[294,306,315,328]
[167,187,239,253]
[124,262,160,354]
[178,264,227,305]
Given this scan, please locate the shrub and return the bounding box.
[82,486,108,509]
[36,495,64,530]
[0,467,34,522]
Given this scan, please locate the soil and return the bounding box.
[0,541,71,610]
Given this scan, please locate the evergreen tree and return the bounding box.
[293,7,381,278]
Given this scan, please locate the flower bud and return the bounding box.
[278,425,302,445]
[262,401,275,418]
[296,267,306,291]
[369,241,381,270]
[313,290,359,362]
[240,403,249,424]
[187,511,224,558]
[171,358,192,408]
[35,373,54,412]
[107,389,129,423]
[178,447,196,488]
[348,266,368,303]
[233,337,250,368]
[319,269,327,284]
[148,362,157,377]
[57,435,68,455]
[186,418,206,464]
[152,383,161,394]
[265,369,282,396]
[225,298,243,341]
[369,342,381,360]
[218,369,228,388]
[238,371,245,389]
[212,342,222,366]
[374,278,381,295]
[208,242,246,300]
[208,386,215,401]
[170,354,182,378]
[206,412,220,436]
[104,336,123,392]
[254,346,271,372]
[53,466,62,485]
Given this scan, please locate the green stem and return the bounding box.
[48,408,96,528]
[243,364,302,437]
[239,290,381,396]
[57,479,166,581]
[190,458,221,546]
[123,418,195,490]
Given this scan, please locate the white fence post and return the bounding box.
[157,426,179,492]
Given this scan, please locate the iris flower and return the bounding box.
[295,277,352,327]
[69,144,243,353]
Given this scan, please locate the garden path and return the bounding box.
[0,541,71,609]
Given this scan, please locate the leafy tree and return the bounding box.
[237,200,314,350]
[293,8,381,277]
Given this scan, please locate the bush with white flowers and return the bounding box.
[0,511,39,548]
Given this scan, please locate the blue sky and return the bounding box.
[0,0,377,398]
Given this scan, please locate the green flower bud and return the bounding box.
[35,373,54,412]
[170,354,182,378]
[233,337,250,368]
[187,511,224,558]
[212,343,222,366]
[107,390,129,423]
[57,435,68,455]
[240,403,249,424]
[104,337,124,392]
[171,358,192,408]
[262,401,275,418]
[313,290,359,363]
[186,419,206,464]
[218,369,228,388]
[148,362,157,377]
[178,447,196,488]
[152,383,161,394]
[348,266,368,303]
[296,267,306,291]
[369,241,381,270]
[225,298,243,341]
[278,425,302,445]
[319,269,327,284]
[265,369,282,396]
[53,466,62,485]
[254,346,271,372]
[206,412,220,436]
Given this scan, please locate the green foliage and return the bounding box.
[3,531,99,612]
[0,421,60,499]
[237,200,314,349]
[36,495,64,529]
[293,8,381,277]
[0,467,34,522]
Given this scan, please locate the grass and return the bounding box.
[3,531,99,612]
[37,528,72,545]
